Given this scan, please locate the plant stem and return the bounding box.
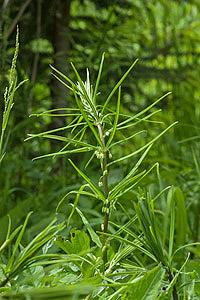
[168,269,178,300]
[0,129,5,158]
[97,123,109,266]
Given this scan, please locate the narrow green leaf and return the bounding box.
[69,159,105,201]
[109,171,146,202]
[25,123,86,141]
[97,231,157,262]
[117,92,172,128]
[108,122,178,167]
[174,187,188,245]
[84,151,96,170]
[117,110,161,131]
[50,64,74,86]
[168,186,175,266]
[108,130,146,149]
[33,147,93,160]
[93,52,105,105]
[56,189,98,212]
[101,58,139,114]
[6,211,33,272]
[35,134,97,150]
[71,62,98,118]
[110,144,152,195]
[51,73,74,92]
[75,206,102,247]
[106,86,121,149]
[73,89,102,146]
[67,184,89,226]
[0,225,23,253]
[173,242,200,258]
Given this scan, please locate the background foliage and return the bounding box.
[1,0,200,299]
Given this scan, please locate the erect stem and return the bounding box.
[168,268,178,300]
[97,123,109,266]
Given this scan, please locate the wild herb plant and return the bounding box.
[0,29,65,295]
[27,53,177,267]
[0,26,27,163]
[2,46,200,299]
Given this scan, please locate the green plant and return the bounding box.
[0,26,27,163]
[1,50,200,300]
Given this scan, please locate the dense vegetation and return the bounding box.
[1,0,200,299]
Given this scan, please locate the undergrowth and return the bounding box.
[1,30,200,300]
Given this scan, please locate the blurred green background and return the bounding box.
[0,0,200,244]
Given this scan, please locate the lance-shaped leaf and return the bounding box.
[69,159,105,201]
[117,92,172,128]
[74,206,102,248]
[93,52,105,106]
[33,147,93,160]
[106,86,121,149]
[5,211,33,272]
[108,121,178,167]
[25,122,86,141]
[34,134,97,150]
[108,171,146,202]
[116,110,162,131]
[110,144,152,195]
[101,58,139,114]
[56,188,97,213]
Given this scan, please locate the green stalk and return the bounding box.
[0,129,5,158]
[97,123,109,266]
[168,268,178,300]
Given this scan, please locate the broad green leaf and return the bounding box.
[29,38,53,53]
[130,265,165,300]
[55,229,90,254]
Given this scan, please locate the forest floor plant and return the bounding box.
[2,37,200,299]
[24,53,200,299]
